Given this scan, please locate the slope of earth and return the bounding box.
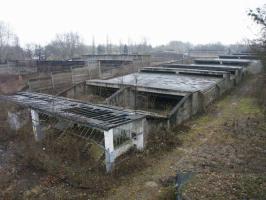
[101,75,266,200]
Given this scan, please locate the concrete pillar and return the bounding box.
[30,109,44,141]
[8,111,21,130]
[132,119,145,150]
[104,129,115,172]
[73,85,77,97]
[134,132,144,150]
[7,109,29,131]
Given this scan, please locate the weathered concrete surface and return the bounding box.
[219,55,258,60]
[161,63,243,75]
[141,67,229,78]
[7,110,29,130]
[87,72,223,93]
[194,58,252,66]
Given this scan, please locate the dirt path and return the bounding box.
[101,76,266,200]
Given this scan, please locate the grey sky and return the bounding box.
[0,0,265,46]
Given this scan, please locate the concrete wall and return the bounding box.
[168,94,193,126]
[7,109,29,130]
[0,62,37,75]
[58,82,86,98]
[167,78,229,128]
[216,79,228,95]
[28,65,99,92]
[107,87,135,107]
[113,118,145,158]
[202,85,220,107]
[191,92,201,114]
[103,118,145,171]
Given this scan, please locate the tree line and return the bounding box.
[0,21,249,63]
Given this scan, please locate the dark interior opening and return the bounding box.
[164,65,237,75]
[134,92,184,115]
[140,69,176,74]
[87,85,119,98]
[178,71,223,78]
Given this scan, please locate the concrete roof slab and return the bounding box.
[87,72,222,93]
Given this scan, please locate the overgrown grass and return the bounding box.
[146,126,184,154]
[176,76,266,200]
[158,186,176,200]
[180,173,266,200]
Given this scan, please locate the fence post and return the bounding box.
[38,74,41,92]
[7,62,10,74]
[98,61,102,79]
[86,62,91,80]
[71,66,74,85]
[51,72,55,92]
[28,80,32,91]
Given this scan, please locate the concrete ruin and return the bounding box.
[79,54,151,66]
[85,67,232,129]
[218,54,258,60]
[187,49,227,58]
[1,92,146,172]
[85,55,260,131]
[194,58,262,74]
[161,64,246,85]
[77,54,151,79]
[194,58,252,66]
[1,53,262,172]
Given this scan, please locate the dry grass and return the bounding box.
[1,73,266,200]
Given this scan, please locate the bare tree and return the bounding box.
[0,21,23,62]
[45,32,87,60]
[248,4,266,112]
[248,5,266,30]
[248,4,266,67]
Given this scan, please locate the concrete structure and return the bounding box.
[79,54,151,67]
[194,58,262,74]
[7,109,29,130]
[1,92,146,172]
[187,49,227,58]
[219,55,258,60]
[27,66,98,93]
[81,54,150,61]
[161,63,245,85]
[1,53,262,172]
[194,58,251,67]
[0,60,90,76]
[85,51,262,130]
[73,54,151,79]
[35,60,86,73]
[86,67,232,129]
[151,51,184,63]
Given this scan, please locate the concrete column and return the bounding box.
[104,129,115,172]
[7,110,29,131]
[132,119,145,150]
[30,109,44,141]
[73,85,77,97]
[134,132,144,150]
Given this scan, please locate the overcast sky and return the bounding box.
[0,0,265,46]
